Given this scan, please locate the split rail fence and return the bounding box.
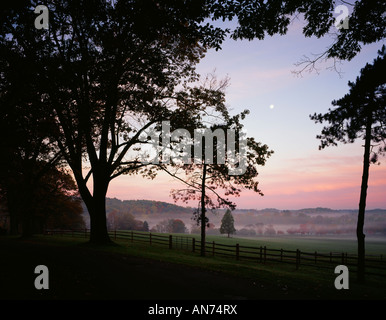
[44,229,386,277]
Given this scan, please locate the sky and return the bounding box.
[106,15,386,210]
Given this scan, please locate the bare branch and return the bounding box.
[292,44,344,78]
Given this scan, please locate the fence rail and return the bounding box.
[44,229,386,277]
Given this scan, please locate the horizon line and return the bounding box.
[103,196,386,212]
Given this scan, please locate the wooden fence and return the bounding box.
[44,229,386,277]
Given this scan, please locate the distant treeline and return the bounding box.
[78,198,386,236]
[102,199,386,218]
[105,198,192,216]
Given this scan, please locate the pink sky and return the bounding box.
[105,19,386,210]
[106,148,386,210]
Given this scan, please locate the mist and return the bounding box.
[81,199,386,238]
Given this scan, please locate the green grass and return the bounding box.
[33,234,386,298]
[124,230,386,255]
[204,234,386,255]
[8,234,386,299]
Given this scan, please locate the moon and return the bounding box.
[269,104,274,109]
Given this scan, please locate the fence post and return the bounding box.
[114,229,117,240]
[263,246,266,264]
[169,235,173,249]
[85,228,87,238]
[280,249,283,262]
[192,238,195,253]
[296,249,300,270]
[259,246,263,262]
[342,252,345,264]
[131,230,133,243]
[236,243,240,260]
[149,233,152,245]
[212,241,215,256]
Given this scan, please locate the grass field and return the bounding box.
[107,230,386,293]
[109,230,386,255]
[194,234,386,256]
[3,233,385,300]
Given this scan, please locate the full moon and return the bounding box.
[269,104,274,109]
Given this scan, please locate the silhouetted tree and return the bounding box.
[209,0,386,74]
[4,0,381,244]
[36,169,85,231]
[142,221,149,232]
[0,6,62,236]
[220,209,236,238]
[170,219,187,234]
[1,0,230,244]
[310,46,386,282]
[0,112,61,236]
[163,79,273,255]
[0,162,84,234]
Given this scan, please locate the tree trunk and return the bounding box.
[200,163,207,257]
[89,199,110,245]
[357,115,372,283]
[78,172,111,245]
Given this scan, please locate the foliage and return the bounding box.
[1,0,233,243]
[209,0,386,73]
[310,45,386,282]
[105,198,192,216]
[107,210,150,231]
[0,6,63,235]
[310,46,386,155]
[220,209,236,237]
[0,164,84,233]
[152,219,187,234]
[33,168,85,230]
[165,96,273,254]
[2,0,384,244]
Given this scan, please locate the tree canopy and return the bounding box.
[220,209,236,237]
[209,0,385,73]
[2,0,384,243]
[310,46,386,283]
[310,46,386,154]
[1,0,231,243]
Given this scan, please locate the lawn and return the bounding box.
[0,236,386,300]
[200,234,386,256]
[120,230,386,256]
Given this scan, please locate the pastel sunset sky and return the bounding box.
[106,17,386,210]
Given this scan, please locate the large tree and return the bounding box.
[167,119,271,256]
[1,0,230,244]
[0,7,62,236]
[3,0,383,244]
[310,46,386,282]
[160,77,273,255]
